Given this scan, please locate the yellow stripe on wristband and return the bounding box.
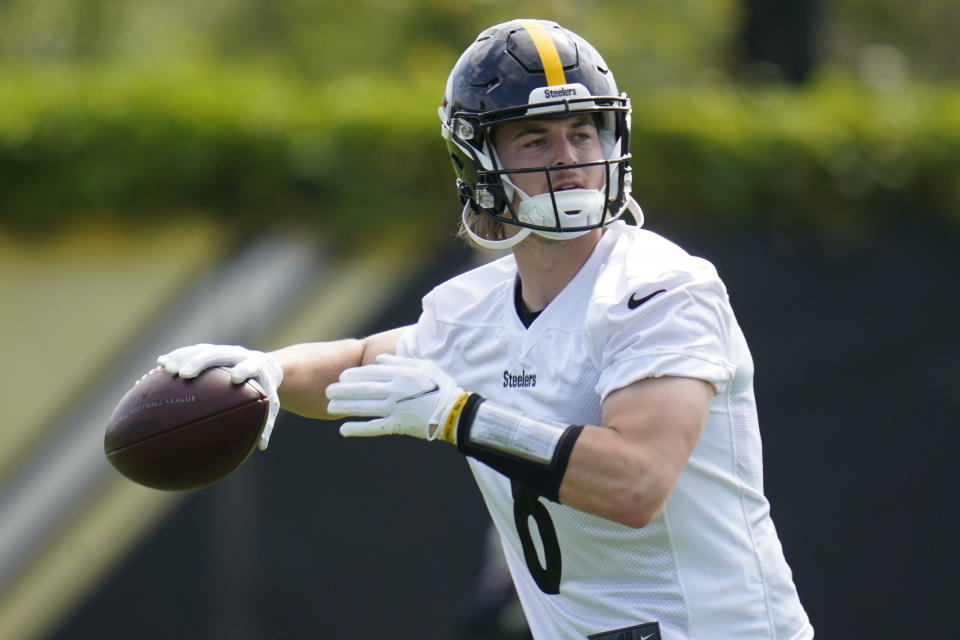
[442,393,472,444]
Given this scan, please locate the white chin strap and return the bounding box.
[461,196,644,251]
[461,202,531,250]
[515,188,605,241]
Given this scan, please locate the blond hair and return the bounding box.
[456,207,509,247]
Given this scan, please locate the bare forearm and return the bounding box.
[559,377,712,528]
[270,339,364,419]
[270,326,409,420]
[558,426,671,528]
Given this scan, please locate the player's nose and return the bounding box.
[551,138,579,166]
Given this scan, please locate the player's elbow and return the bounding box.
[607,473,672,529]
[559,431,679,528]
[610,493,666,529]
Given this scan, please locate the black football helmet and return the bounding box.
[440,19,640,248]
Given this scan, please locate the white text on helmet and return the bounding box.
[543,87,578,99]
[526,83,596,116]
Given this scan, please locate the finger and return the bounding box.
[158,360,182,376]
[374,353,421,369]
[339,418,392,438]
[326,397,390,417]
[158,343,212,367]
[326,380,392,402]
[258,400,281,451]
[178,355,213,378]
[157,345,191,366]
[181,351,244,378]
[337,364,397,384]
[229,358,262,384]
[157,351,186,374]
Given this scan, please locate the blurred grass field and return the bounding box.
[0,220,224,479]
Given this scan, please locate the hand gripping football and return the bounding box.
[104,366,268,491]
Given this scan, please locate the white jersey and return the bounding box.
[396,221,813,640]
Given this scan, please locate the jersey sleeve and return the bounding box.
[393,290,436,360]
[394,254,515,365]
[594,273,738,402]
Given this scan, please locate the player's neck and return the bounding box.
[511,229,603,312]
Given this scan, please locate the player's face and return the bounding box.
[493,114,606,200]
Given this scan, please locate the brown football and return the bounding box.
[104,366,268,491]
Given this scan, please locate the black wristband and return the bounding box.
[455,393,485,446]
[455,394,584,502]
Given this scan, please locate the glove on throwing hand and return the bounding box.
[326,354,469,443]
[157,343,283,450]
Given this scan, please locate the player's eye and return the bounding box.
[522,138,547,150]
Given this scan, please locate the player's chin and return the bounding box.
[525,233,564,247]
[543,228,603,245]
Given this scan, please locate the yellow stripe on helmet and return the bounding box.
[519,20,567,86]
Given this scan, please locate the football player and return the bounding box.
[159,19,814,639]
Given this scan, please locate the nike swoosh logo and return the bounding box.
[397,383,440,403]
[640,634,656,640]
[627,288,666,309]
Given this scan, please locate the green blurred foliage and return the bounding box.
[0,59,453,237]
[1,60,957,239]
[0,0,958,238]
[0,0,737,88]
[822,0,960,80]
[2,0,958,82]
[631,76,960,235]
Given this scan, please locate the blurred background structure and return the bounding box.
[0,1,958,638]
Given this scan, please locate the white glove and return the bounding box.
[157,343,283,450]
[326,354,468,443]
